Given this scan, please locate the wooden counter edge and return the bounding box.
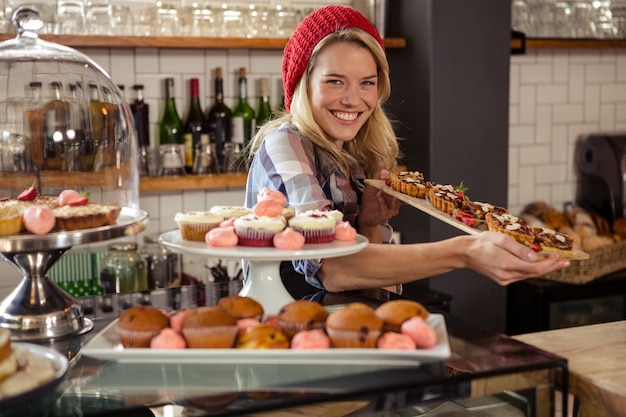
[513,321,626,417]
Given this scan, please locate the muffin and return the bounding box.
[374,299,430,333]
[288,209,337,244]
[233,214,286,247]
[175,211,223,241]
[208,205,253,221]
[236,324,290,349]
[182,306,238,348]
[116,305,170,348]
[216,295,264,321]
[276,300,329,339]
[325,303,383,348]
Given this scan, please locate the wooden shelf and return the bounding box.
[517,38,626,49]
[139,173,248,193]
[0,34,407,49]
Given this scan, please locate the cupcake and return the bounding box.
[374,299,430,333]
[116,305,170,348]
[233,214,286,247]
[216,295,264,321]
[208,205,253,221]
[182,306,238,348]
[325,303,383,348]
[276,300,329,339]
[175,211,223,241]
[288,210,336,244]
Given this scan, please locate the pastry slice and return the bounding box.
[485,212,535,244]
[462,200,508,220]
[532,227,574,255]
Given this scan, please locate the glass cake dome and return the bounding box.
[0,7,138,208]
[0,8,146,341]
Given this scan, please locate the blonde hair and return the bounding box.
[248,28,399,177]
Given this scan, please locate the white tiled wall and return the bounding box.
[508,48,626,215]
[2,34,626,299]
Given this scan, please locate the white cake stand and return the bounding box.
[159,230,369,315]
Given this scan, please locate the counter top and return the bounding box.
[514,320,626,417]
[2,287,569,417]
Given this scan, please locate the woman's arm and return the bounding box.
[317,231,570,292]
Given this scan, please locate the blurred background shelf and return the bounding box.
[139,173,247,193]
[0,34,407,49]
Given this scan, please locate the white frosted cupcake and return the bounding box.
[234,214,287,247]
[175,211,223,241]
[208,205,253,220]
[288,210,337,244]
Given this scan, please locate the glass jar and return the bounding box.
[140,234,179,289]
[99,242,148,294]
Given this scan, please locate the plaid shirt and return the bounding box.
[245,123,392,290]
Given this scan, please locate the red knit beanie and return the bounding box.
[282,5,384,112]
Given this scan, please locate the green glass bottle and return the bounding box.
[255,77,273,131]
[158,77,183,145]
[231,67,255,145]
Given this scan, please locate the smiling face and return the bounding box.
[307,42,378,148]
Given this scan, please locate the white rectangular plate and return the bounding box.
[81,314,450,366]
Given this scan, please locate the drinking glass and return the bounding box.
[611,3,626,37]
[155,2,179,37]
[85,0,114,35]
[218,4,246,38]
[56,0,86,34]
[246,4,272,38]
[159,144,185,177]
[573,0,597,37]
[192,142,218,175]
[553,1,577,37]
[591,0,618,38]
[112,5,133,35]
[133,4,156,36]
[188,3,219,37]
[511,0,535,35]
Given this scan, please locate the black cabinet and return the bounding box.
[507,271,626,335]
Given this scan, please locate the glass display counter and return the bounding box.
[0,285,568,417]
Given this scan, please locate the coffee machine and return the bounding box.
[575,133,626,227]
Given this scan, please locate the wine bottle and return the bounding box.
[255,77,272,131]
[183,78,209,173]
[206,67,232,172]
[158,77,183,145]
[231,67,255,146]
[130,84,150,148]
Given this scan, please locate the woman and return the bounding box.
[245,5,569,297]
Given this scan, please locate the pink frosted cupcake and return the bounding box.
[234,214,286,247]
[175,211,223,241]
[288,210,336,244]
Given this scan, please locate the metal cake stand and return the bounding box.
[0,207,148,341]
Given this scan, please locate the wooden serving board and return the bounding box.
[364,179,590,261]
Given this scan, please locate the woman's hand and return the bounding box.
[464,231,571,285]
[358,170,403,229]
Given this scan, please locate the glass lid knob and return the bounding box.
[12,7,44,39]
